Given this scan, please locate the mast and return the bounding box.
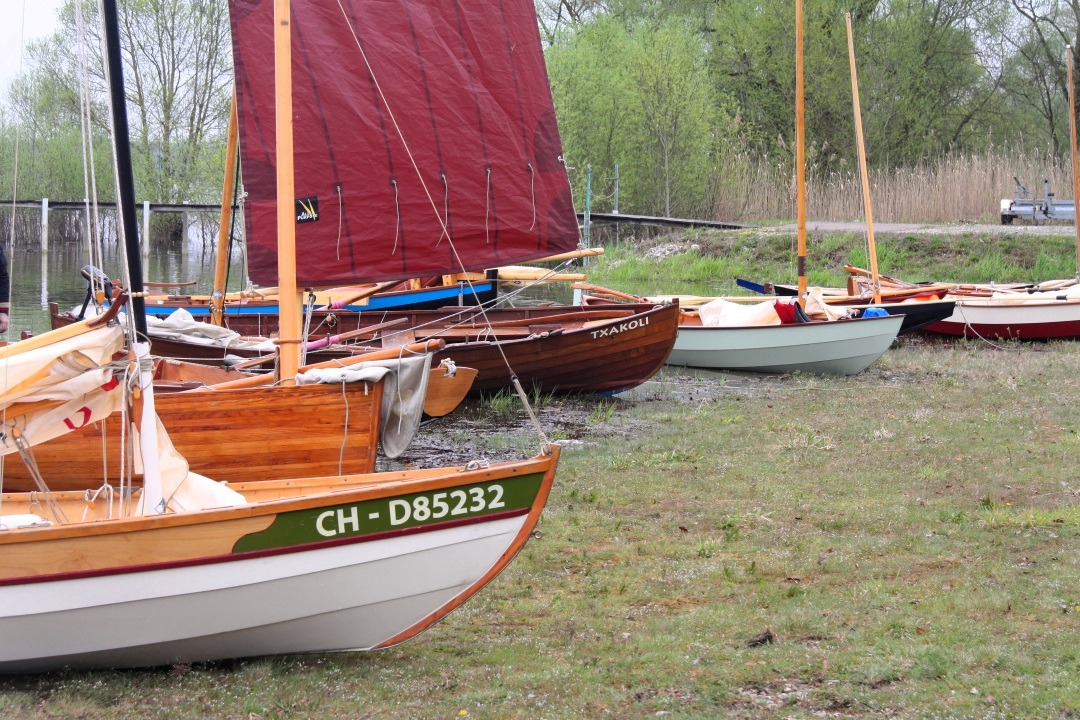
[274,0,301,382]
[210,93,239,327]
[101,0,147,338]
[846,13,881,304]
[795,0,807,305]
[1068,46,1080,279]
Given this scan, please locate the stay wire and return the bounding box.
[333,0,558,449]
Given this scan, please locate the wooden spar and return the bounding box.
[0,296,125,361]
[795,0,807,306]
[1069,45,1080,278]
[204,339,445,390]
[845,13,881,304]
[210,93,240,327]
[525,247,605,263]
[274,0,301,384]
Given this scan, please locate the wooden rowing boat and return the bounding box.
[55,302,681,395]
[666,309,903,374]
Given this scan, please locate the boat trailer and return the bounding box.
[1000,177,1076,224]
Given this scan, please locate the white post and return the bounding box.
[180,201,189,270]
[40,199,49,309]
[142,200,151,275]
[40,198,49,257]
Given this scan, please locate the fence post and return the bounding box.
[584,164,592,251]
[142,200,151,276]
[613,163,620,247]
[40,198,49,257]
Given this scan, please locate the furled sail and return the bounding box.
[230,0,580,287]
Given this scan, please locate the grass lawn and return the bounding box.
[3,333,1079,719]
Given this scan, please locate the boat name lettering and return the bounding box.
[590,315,649,339]
[389,484,506,526]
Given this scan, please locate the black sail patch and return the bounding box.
[296,196,320,224]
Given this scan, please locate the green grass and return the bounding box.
[5,338,1080,718]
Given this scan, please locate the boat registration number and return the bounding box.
[232,473,544,553]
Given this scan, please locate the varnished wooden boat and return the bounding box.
[0,347,478,493]
[0,317,547,674]
[53,302,681,395]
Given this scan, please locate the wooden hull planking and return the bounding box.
[55,303,681,395]
[1,379,384,492]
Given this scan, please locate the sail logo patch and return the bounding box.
[296,196,320,224]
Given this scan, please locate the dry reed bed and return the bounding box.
[713,145,1074,224]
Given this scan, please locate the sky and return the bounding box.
[0,0,67,91]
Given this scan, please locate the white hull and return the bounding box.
[0,516,524,673]
[927,294,1080,340]
[666,315,903,375]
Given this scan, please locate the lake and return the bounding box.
[10,228,252,337]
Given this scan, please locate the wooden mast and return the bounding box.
[846,13,881,304]
[209,93,239,327]
[1068,46,1080,279]
[795,0,807,305]
[274,0,301,383]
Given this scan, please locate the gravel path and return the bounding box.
[770,220,1075,236]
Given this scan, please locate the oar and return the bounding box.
[321,281,401,310]
[226,318,410,370]
[570,282,642,303]
[303,317,408,350]
[736,278,770,294]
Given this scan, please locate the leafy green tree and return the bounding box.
[547,15,726,216]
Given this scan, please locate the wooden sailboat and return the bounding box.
[51,0,679,395]
[829,45,1080,341]
[1,0,568,671]
[574,3,902,376]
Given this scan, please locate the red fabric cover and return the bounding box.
[231,0,580,287]
[774,300,797,324]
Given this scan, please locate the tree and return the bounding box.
[2,0,231,210]
[547,15,726,216]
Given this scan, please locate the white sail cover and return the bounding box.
[0,324,245,514]
[0,325,125,454]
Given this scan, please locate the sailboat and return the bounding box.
[575,3,902,376]
[1,0,568,671]
[804,46,1080,342]
[51,0,680,395]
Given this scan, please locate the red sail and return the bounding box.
[230,0,579,287]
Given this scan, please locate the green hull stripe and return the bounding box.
[233,472,545,553]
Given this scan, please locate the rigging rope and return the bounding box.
[332,0,581,451]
